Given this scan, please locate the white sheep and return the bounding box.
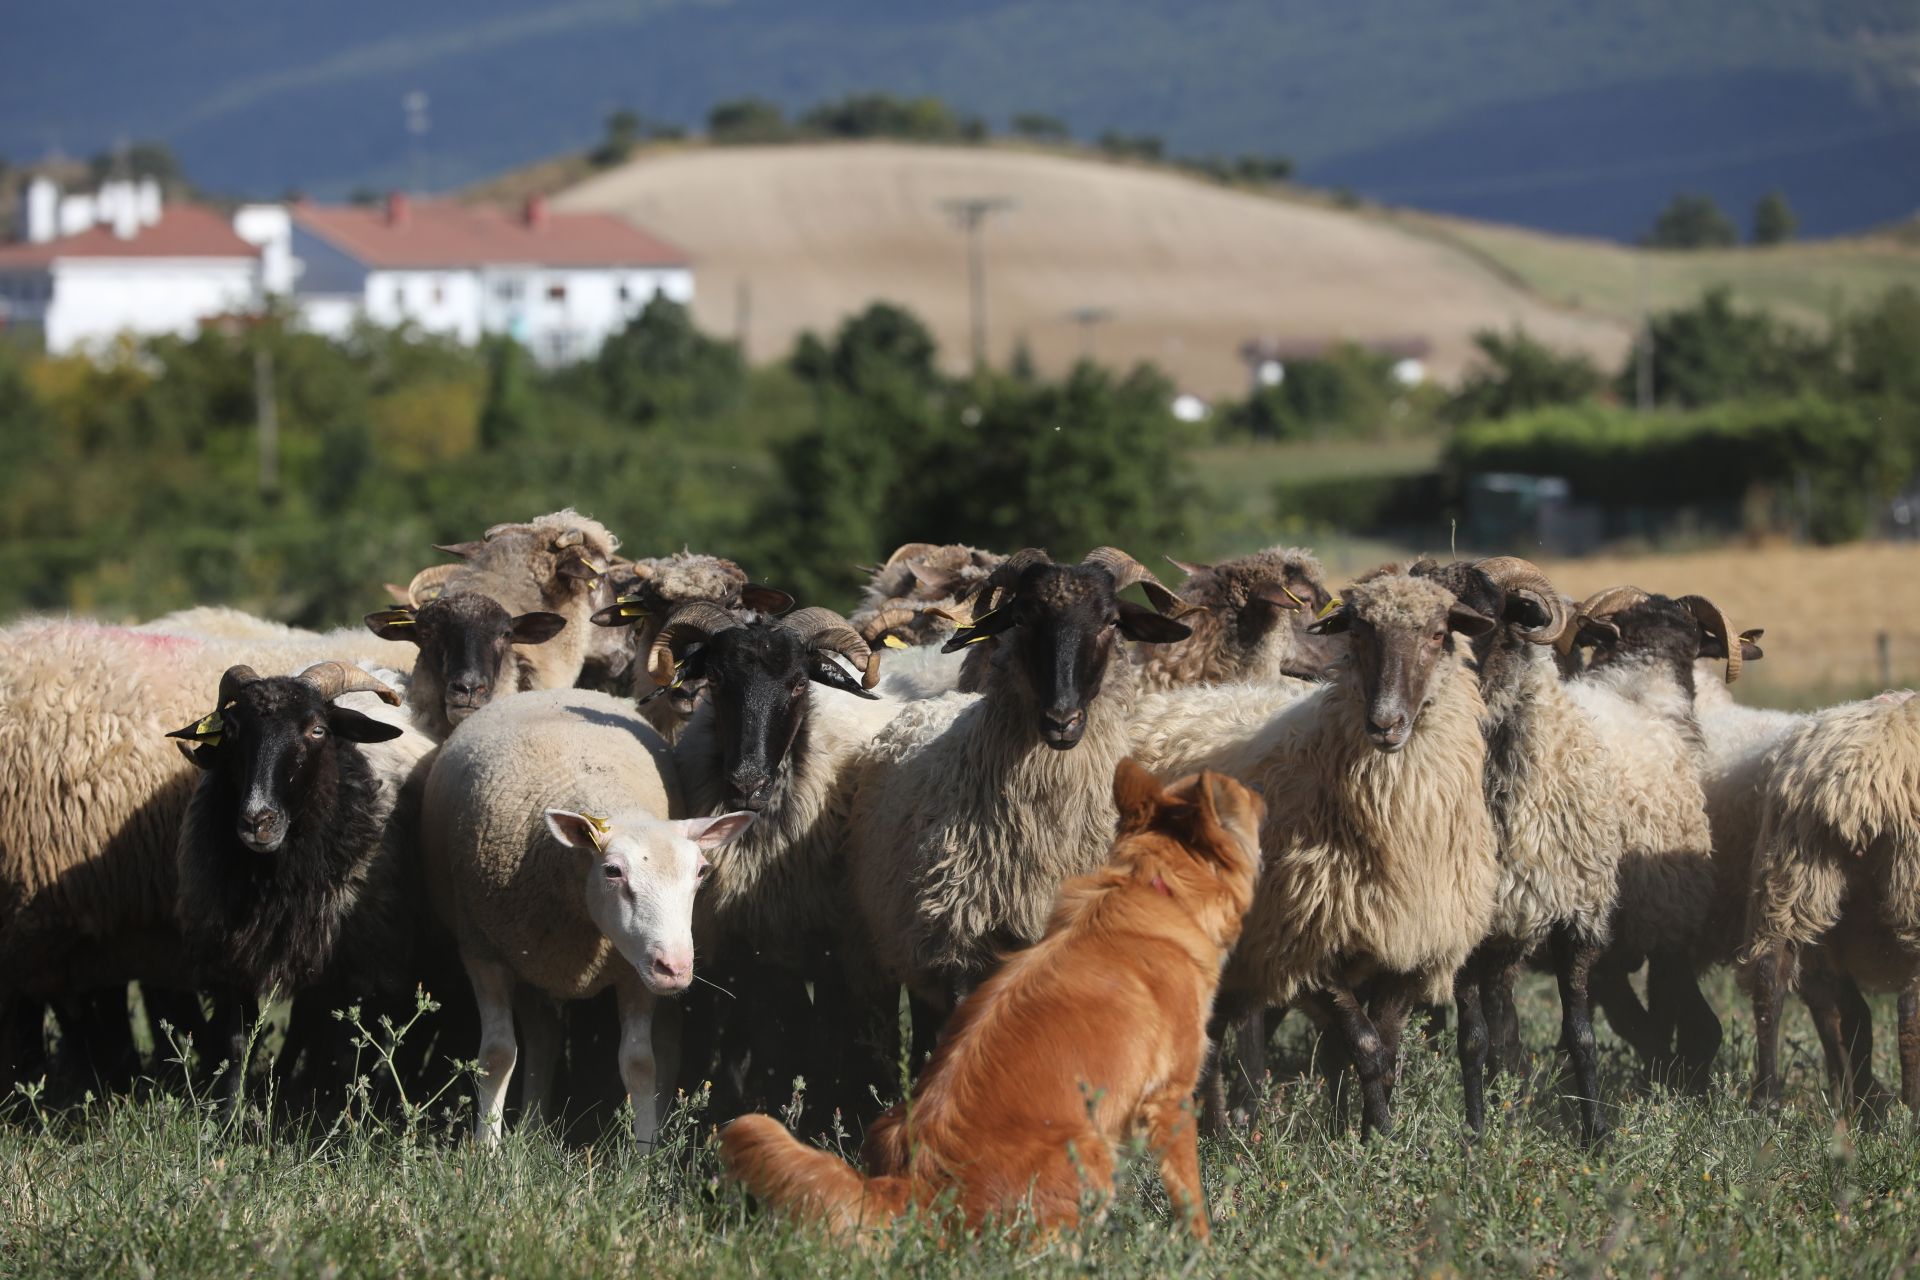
[420,686,753,1145]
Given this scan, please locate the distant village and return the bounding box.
[0,177,692,366]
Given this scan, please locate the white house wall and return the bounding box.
[43,258,258,354]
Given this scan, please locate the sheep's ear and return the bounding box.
[511,612,567,645]
[365,608,420,644]
[1500,594,1551,630]
[435,541,484,560]
[1447,604,1498,639]
[545,809,610,853]
[1250,583,1307,611]
[325,704,406,744]
[1306,603,1350,635]
[683,812,756,849]
[940,604,1018,653]
[1113,758,1164,835]
[1575,617,1621,649]
[1117,600,1191,645]
[1738,629,1765,663]
[809,654,880,700]
[741,585,794,615]
[556,550,603,583]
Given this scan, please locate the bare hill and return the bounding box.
[554,143,1633,396]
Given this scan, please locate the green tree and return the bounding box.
[1011,112,1069,142]
[1225,345,1400,441]
[1445,328,1604,423]
[1643,192,1738,249]
[708,98,789,144]
[795,302,941,395]
[1617,287,1835,408]
[1752,190,1798,245]
[595,295,744,424]
[590,108,643,168]
[477,337,538,449]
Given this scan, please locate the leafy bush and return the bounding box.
[1447,397,1908,543]
[1618,287,1835,409]
[1445,328,1604,423]
[1643,192,1738,249]
[1219,344,1418,443]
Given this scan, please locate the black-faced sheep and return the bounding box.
[847,548,1192,1013]
[364,592,567,741]
[167,661,433,1109]
[422,686,754,1145]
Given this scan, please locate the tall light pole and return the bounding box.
[941,196,1014,372]
[1068,305,1114,362]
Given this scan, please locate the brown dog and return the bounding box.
[719,758,1263,1243]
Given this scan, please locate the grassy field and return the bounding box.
[4,973,1915,1277]
[552,143,1633,396]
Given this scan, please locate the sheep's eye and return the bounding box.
[601,862,623,881]
[1432,631,1446,644]
[309,725,327,740]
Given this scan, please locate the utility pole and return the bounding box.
[1634,253,1654,413]
[254,338,279,501]
[734,277,752,358]
[1068,306,1114,362]
[404,90,431,194]
[941,196,1014,372]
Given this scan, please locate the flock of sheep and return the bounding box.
[2,508,1916,1158]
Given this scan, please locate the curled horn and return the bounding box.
[883,542,947,568]
[856,605,925,645]
[298,661,402,706]
[1577,585,1650,623]
[646,601,739,688]
[218,665,261,709]
[1475,556,1570,646]
[483,522,516,540]
[1679,594,1744,683]
[1081,546,1182,614]
[961,547,1053,615]
[783,607,882,688]
[553,527,586,550]
[405,562,464,607]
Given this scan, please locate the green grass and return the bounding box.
[1183,437,1443,566]
[5,973,1916,1278]
[1400,213,1920,331]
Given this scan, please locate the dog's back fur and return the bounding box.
[719,759,1263,1243]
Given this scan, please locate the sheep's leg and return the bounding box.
[512,987,563,1132]
[1454,961,1490,1140]
[210,988,258,1121]
[1833,974,1888,1117]
[465,956,518,1147]
[1,996,48,1100]
[1649,956,1721,1095]
[1324,982,1393,1140]
[1369,978,1418,1108]
[1141,1083,1208,1240]
[1550,925,1609,1146]
[1898,984,1920,1124]
[1749,941,1791,1111]
[1487,951,1529,1083]
[614,979,660,1146]
[1798,961,1856,1115]
[1225,1009,1270,1126]
[651,997,682,1131]
[1198,1006,1232,1136]
[1590,961,1666,1074]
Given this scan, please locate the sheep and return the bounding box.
[847,547,1193,1015]
[586,551,795,739]
[1403,558,1622,1144]
[166,661,434,1110]
[422,508,620,695]
[420,686,754,1145]
[364,592,567,742]
[1561,588,1755,1092]
[849,542,1003,651]
[1138,546,1341,690]
[650,603,908,1117]
[1174,570,1499,1139]
[1742,689,1920,1117]
[0,619,450,1091]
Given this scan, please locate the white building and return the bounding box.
[287,194,692,366]
[0,179,690,365]
[0,177,278,354]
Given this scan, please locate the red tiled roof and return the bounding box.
[0,204,259,267]
[291,198,688,269]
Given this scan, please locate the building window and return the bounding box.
[547,282,567,302]
[393,283,406,312]
[495,279,521,302]
[431,280,445,305]
[617,283,629,302]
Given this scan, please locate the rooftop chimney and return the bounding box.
[524,195,548,230]
[23,177,59,244]
[386,191,410,227]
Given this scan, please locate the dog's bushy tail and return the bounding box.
[719,1114,913,1239]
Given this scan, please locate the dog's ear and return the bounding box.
[1198,771,1262,862]
[1113,757,1163,835]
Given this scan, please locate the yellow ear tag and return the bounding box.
[1314,596,1344,621]
[882,635,908,650]
[1281,584,1306,608]
[194,710,224,746]
[618,605,644,618]
[582,813,612,851]
[386,615,415,627]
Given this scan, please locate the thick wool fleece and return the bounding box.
[0,620,428,1001]
[1137,546,1333,691]
[421,688,679,1000]
[849,655,1149,1001]
[676,683,906,962]
[1744,692,1920,992]
[1477,638,1620,947]
[1208,654,1498,1008]
[1566,658,1717,967]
